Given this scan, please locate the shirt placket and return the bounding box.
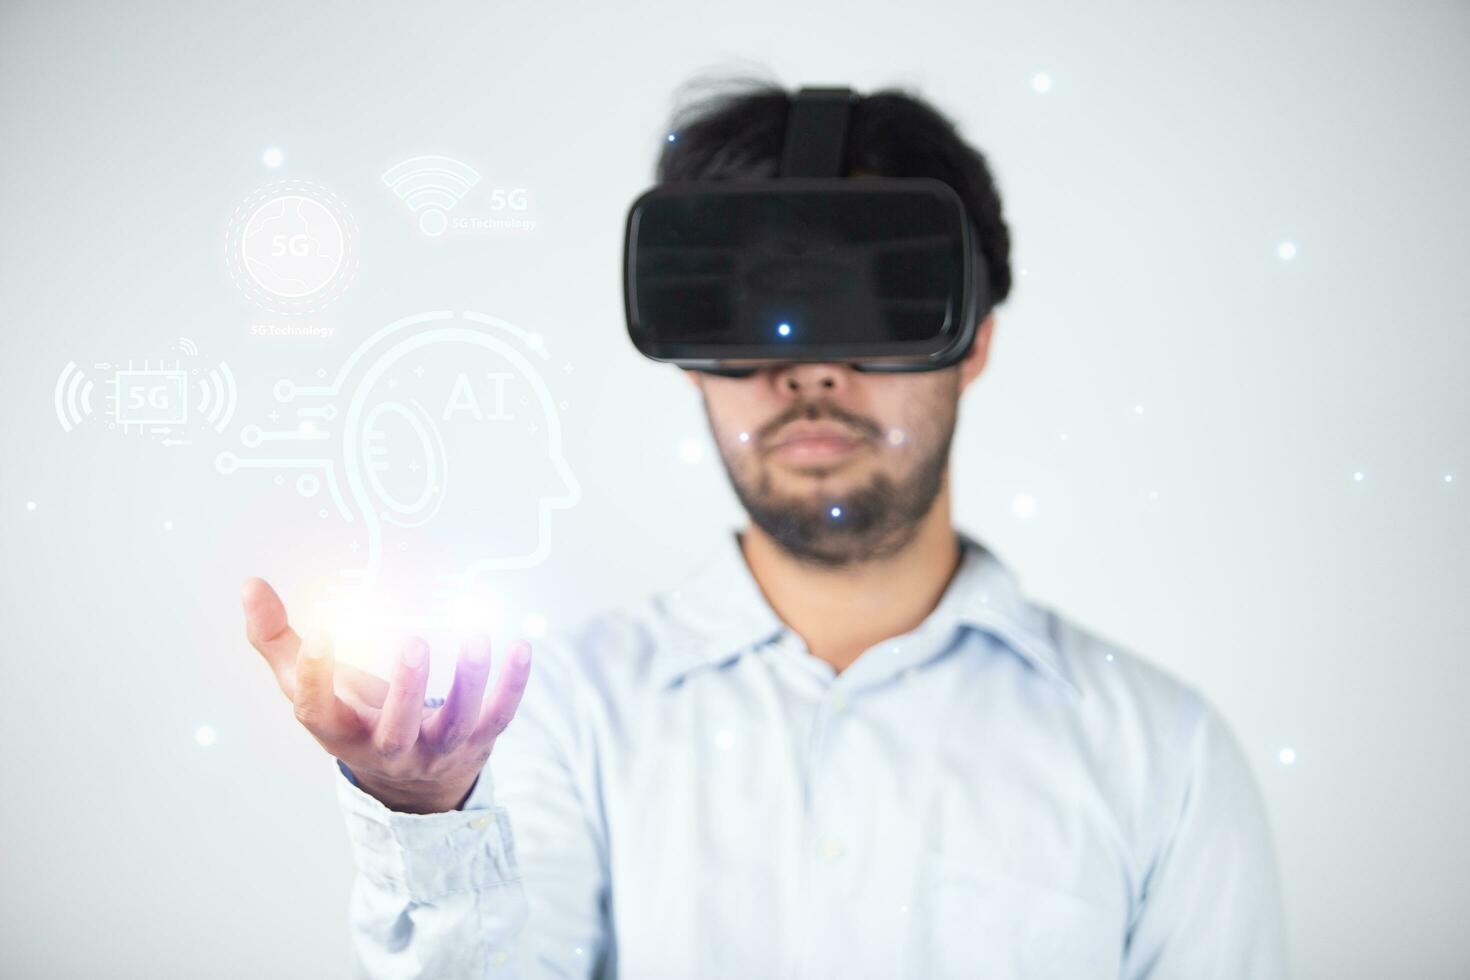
[774,631,859,980]
[783,626,962,978]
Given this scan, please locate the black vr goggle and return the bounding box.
[622,86,993,378]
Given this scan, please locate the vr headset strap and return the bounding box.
[701,87,882,376]
[780,87,858,178]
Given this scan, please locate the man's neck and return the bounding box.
[737,487,963,676]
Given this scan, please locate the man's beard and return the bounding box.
[719,414,955,569]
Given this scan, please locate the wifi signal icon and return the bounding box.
[171,337,199,357]
[196,362,238,432]
[381,155,481,237]
[54,361,96,432]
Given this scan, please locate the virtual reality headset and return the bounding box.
[622,86,994,378]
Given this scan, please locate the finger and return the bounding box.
[374,636,431,758]
[422,635,494,751]
[293,629,365,745]
[335,662,390,707]
[239,578,417,717]
[332,661,432,722]
[241,577,300,697]
[471,639,533,744]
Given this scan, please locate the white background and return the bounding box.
[1,1,1466,977]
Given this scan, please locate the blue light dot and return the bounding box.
[666,133,677,143]
[777,322,791,337]
[830,506,842,518]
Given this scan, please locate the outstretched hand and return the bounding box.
[240,577,532,813]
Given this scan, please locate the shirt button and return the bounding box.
[492,950,509,967]
[831,692,848,712]
[467,814,494,831]
[820,837,845,861]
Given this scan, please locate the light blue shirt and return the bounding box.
[334,528,1289,978]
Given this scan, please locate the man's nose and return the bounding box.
[769,361,854,395]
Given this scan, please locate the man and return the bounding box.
[241,81,1289,978]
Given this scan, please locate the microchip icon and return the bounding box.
[115,369,188,425]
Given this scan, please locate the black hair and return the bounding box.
[653,73,1014,311]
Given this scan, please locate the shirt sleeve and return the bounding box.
[335,757,528,978]
[1121,697,1292,980]
[334,631,614,979]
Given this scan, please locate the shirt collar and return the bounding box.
[650,527,1079,696]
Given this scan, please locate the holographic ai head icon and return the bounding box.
[216,310,580,597]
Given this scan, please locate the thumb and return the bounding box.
[241,577,301,679]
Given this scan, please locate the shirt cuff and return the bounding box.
[334,757,518,902]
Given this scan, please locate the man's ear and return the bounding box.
[957,312,996,395]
